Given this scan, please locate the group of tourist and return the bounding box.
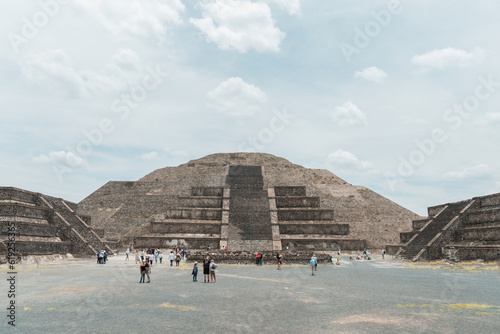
[197,255,217,283]
[96,250,108,264]
[255,252,263,265]
[133,247,190,283]
[131,245,385,283]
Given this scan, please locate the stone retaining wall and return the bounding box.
[279,223,349,235]
[150,222,221,234]
[277,209,335,221]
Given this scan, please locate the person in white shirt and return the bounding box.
[169,251,175,266]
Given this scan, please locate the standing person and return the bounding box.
[203,256,211,283]
[140,250,145,262]
[154,250,159,264]
[149,252,154,265]
[256,252,260,265]
[125,249,129,261]
[169,251,175,266]
[159,251,163,264]
[144,260,151,283]
[259,253,263,266]
[175,253,181,267]
[382,249,386,259]
[312,254,318,272]
[96,251,100,264]
[103,250,107,264]
[276,253,283,270]
[139,261,147,283]
[192,262,198,282]
[210,260,217,283]
[310,257,316,276]
[135,251,140,264]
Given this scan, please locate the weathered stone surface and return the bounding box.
[77,153,421,249]
[391,192,500,260]
[0,187,113,257]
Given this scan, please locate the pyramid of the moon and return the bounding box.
[77,153,422,251]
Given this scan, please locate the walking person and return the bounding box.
[312,254,318,272]
[125,249,129,261]
[259,253,263,266]
[382,249,386,259]
[135,251,140,264]
[144,260,151,283]
[159,251,163,264]
[203,255,211,283]
[139,261,147,283]
[175,253,181,267]
[210,260,217,283]
[169,251,175,266]
[140,250,145,262]
[192,262,198,282]
[256,252,260,265]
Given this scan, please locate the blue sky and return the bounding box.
[1,0,499,215]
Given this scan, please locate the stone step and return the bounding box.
[274,186,306,197]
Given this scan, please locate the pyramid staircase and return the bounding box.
[395,199,475,261]
[226,166,273,250]
[0,187,112,257]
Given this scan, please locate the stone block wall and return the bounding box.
[281,239,366,251]
[134,236,220,250]
[274,186,306,197]
[277,209,335,221]
[0,221,60,238]
[164,209,222,220]
[0,204,48,220]
[276,197,320,208]
[0,187,39,205]
[150,222,221,234]
[13,241,73,255]
[178,197,222,208]
[279,223,349,235]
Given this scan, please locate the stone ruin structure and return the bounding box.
[77,153,420,253]
[2,153,498,261]
[387,192,500,261]
[0,187,113,258]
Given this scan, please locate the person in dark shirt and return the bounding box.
[139,261,146,283]
[203,256,211,283]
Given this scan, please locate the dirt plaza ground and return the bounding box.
[1,254,499,334]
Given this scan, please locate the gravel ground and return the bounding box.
[1,255,499,334]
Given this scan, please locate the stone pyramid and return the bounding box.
[77,153,421,251]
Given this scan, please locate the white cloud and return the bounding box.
[33,151,87,169]
[331,101,367,127]
[141,152,159,160]
[76,0,185,41]
[190,0,286,53]
[442,164,489,180]
[485,112,500,122]
[20,49,142,98]
[264,0,301,15]
[411,47,485,70]
[354,66,387,83]
[327,149,374,171]
[110,49,140,72]
[21,49,90,98]
[207,77,267,116]
[164,148,189,157]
